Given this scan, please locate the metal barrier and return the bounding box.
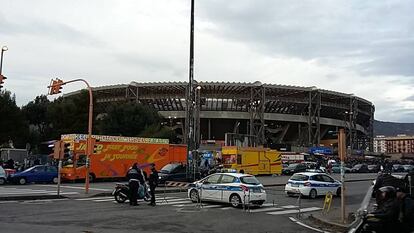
[162,181,190,203]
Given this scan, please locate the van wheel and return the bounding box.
[19,177,27,185]
[190,189,199,203]
[309,189,317,199]
[0,178,5,185]
[230,194,242,208]
[52,177,58,184]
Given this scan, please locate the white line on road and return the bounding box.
[280,205,298,209]
[249,207,283,213]
[267,207,321,215]
[158,200,192,205]
[0,201,18,204]
[289,217,331,233]
[37,185,112,192]
[220,207,233,210]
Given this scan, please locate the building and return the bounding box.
[66,81,375,151]
[385,135,414,154]
[373,135,387,153]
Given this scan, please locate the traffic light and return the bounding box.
[62,142,71,159]
[48,78,64,95]
[0,74,6,90]
[52,141,62,159]
[87,138,100,155]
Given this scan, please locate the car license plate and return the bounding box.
[291,183,299,187]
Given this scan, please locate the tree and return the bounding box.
[96,102,165,137]
[0,90,29,148]
[46,90,94,139]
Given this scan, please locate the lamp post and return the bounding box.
[0,46,8,75]
[47,78,94,194]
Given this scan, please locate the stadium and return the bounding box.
[69,81,375,153]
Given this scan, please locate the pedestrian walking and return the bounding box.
[127,163,141,206]
[148,163,158,206]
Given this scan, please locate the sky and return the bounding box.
[1,0,414,123]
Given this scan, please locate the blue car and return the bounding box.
[9,165,58,185]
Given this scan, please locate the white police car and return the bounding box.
[188,173,266,208]
[284,172,341,199]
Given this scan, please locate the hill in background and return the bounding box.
[374,120,414,137]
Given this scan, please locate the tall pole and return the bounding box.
[186,0,195,180]
[0,46,8,75]
[339,128,346,223]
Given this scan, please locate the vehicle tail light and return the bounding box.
[304,182,311,187]
[240,185,249,192]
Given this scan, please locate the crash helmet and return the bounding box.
[376,186,396,204]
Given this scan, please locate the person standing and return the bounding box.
[127,163,140,206]
[148,163,158,206]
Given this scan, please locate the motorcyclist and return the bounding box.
[126,163,144,206]
[364,186,401,233]
[396,189,414,233]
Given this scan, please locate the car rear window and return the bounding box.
[240,176,260,185]
[290,174,309,181]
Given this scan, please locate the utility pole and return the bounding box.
[338,128,346,223]
[186,0,198,181]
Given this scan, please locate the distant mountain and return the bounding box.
[374,120,414,137]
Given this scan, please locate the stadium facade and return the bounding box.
[68,81,375,152]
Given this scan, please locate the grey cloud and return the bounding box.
[404,95,414,102]
[0,13,105,47]
[197,0,414,77]
[114,52,186,79]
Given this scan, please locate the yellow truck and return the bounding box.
[221,146,282,175]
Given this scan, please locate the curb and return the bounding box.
[309,214,350,231]
[0,195,68,201]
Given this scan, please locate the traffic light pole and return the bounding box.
[48,78,94,194]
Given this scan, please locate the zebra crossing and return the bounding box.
[73,195,322,216]
[0,187,79,196]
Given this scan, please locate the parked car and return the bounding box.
[282,163,307,175]
[285,172,341,199]
[351,164,369,173]
[332,164,351,173]
[367,164,380,173]
[188,173,266,207]
[0,166,6,185]
[158,163,188,184]
[392,164,405,173]
[403,165,414,173]
[8,165,58,185]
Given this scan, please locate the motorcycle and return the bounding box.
[113,182,151,203]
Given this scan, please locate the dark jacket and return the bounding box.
[127,167,144,184]
[371,198,401,232]
[148,169,159,187]
[399,195,414,233]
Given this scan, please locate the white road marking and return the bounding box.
[267,207,321,215]
[289,217,331,233]
[280,205,298,209]
[220,207,233,210]
[0,201,18,204]
[37,185,112,192]
[249,207,283,213]
[158,200,192,205]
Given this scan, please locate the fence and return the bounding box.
[161,181,190,203]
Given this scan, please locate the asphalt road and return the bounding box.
[0,181,373,233]
[0,172,385,199]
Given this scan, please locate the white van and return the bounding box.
[0,166,6,185]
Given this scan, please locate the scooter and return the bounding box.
[113,182,151,203]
